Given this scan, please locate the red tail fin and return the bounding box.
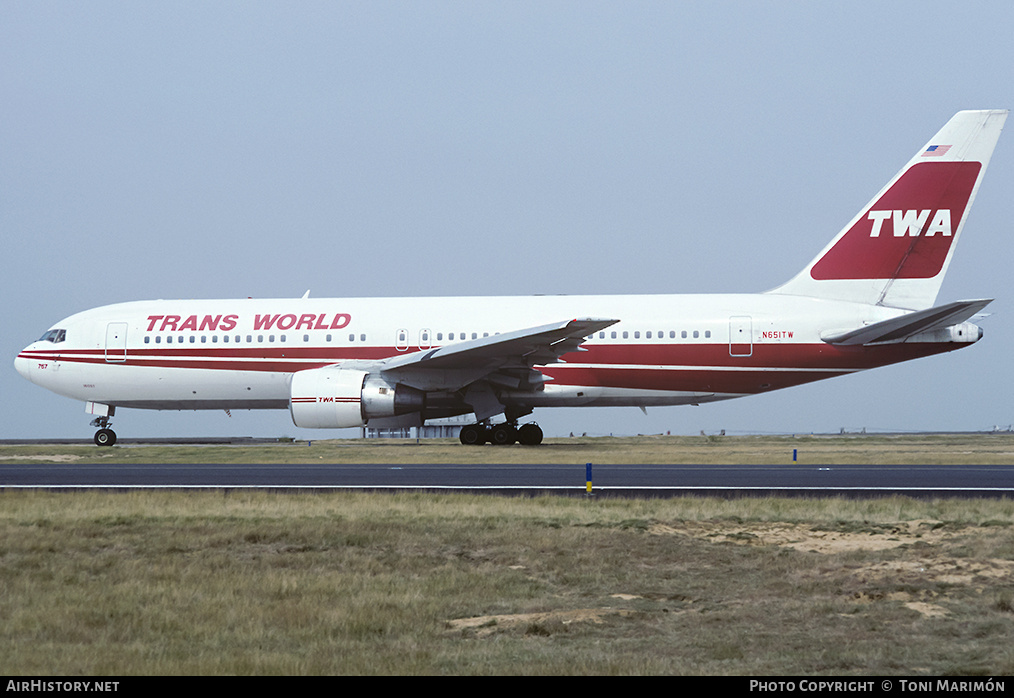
[810,161,980,281]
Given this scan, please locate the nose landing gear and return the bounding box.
[90,416,117,446]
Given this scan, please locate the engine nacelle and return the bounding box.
[290,367,424,428]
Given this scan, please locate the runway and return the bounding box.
[3,461,1014,497]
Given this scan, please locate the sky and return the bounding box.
[3,1,1014,440]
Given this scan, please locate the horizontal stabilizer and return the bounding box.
[821,299,992,346]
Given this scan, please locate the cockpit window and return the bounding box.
[38,329,66,343]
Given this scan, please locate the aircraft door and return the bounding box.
[105,322,128,363]
[729,316,752,357]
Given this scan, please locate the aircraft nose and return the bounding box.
[14,351,32,382]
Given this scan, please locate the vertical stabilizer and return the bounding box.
[767,110,1007,309]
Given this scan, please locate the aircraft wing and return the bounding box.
[820,299,992,346]
[377,317,619,392]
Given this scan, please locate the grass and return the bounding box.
[2,491,1014,675]
[4,432,1014,464]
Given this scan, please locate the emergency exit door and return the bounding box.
[729,316,752,357]
[105,322,127,362]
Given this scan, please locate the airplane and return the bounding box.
[14,109,1008,447]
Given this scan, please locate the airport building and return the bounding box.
[360,415,473,439]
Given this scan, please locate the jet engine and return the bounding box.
[289,367,424,428]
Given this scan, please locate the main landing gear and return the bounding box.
[459,421,543,446]
[90,416,117,447]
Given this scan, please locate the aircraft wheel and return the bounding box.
[94,428,117,447]
[459,424,484,445]
[491,424,517,445]
[517,423,543,446]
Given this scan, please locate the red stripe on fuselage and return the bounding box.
[19,341,967,395]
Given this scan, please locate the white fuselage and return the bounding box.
[14,293,971,422]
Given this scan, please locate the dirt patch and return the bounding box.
[446,608,634,637]
[653,520,951,554]
[650,520,1014,606]
[904,601,949,618]
[849,557,1014,587]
